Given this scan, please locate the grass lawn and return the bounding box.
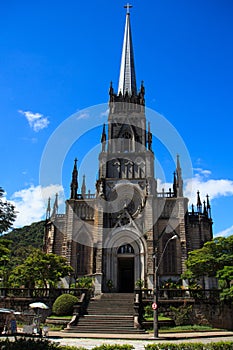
[47,315,72,319]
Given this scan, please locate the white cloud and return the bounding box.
[19,110,50,132]
[214,225,233,238]
[10,185,64,228]
[193,168,212,177]
[184,169,233,206]
[155,170,233,206]
[157,178,173,192]
[76,113,90,120]
[157,167,233,214]
[100,108,109,118]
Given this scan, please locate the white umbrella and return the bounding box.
[29,302,49,310]
[0,308,15,313]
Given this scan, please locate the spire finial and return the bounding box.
[70,158,78,199]
[176,155,183,197]
[206,194,212,218]
[46,197,51,220]
[148,121,152,151]
[197,190,202,212]
[118,4,137,96]
[81,174,86,198]
[51,193,58,217]
[124,3,133,14]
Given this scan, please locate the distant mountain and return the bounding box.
[6,220,45,249]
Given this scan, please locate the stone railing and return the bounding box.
[139,288,221,302]
[0,287,87,299]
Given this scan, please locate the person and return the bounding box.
[6,312,17,334]
[42,324,49,337]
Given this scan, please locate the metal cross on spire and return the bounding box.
[124,3,133,14]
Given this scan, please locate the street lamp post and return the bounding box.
[153,234,178,338]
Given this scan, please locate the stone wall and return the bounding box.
[193,303,233,330]
[155,300,233,331]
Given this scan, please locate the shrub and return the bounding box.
[170,304,194,326]
[92,345,134,350]
[52,293,78,316]
[0,338,60,349]
[75,276,93,289]
[144,304,153,319]
[145,343,233,350]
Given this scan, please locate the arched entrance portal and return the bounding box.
[117,244,135,292]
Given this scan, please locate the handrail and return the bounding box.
[136,288,221,301]
[0,287,88,299]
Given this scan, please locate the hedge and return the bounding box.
[145,342,233,350]
[92,345,134,350]
[0,339,233,350]
[0,338,60,350]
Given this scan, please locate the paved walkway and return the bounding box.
[48,330,233,349]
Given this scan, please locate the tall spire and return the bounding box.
[101,123,107,152]
[197,191,202,213]
[176,155,183,197]
[206,194,212,218]
[51,193,58,217]
[70,158,78,199]
[46,197,51,220]
[81,175,86,198]
[118,4,137,96]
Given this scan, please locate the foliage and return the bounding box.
[6,220,45,252]
[160,278,182,289]
[145,342,233,350]
[0,187,16,233]
[146,343,204,350]
[0,339,233,350]
[217,265,233,301]
[8,248,73,288]
[106,279,114,290]
[170,304,194,326]
[159,324,216,332]
[75,276,93,289]
[0,337,60,349]
[52,293,78,316]
[135,279,144,288]
[92,345,134,350]
[0,221,45,285]
[144,304,154,319]
[0,237,12,286]
[183,235,233,301]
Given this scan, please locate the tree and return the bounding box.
[0,237,12,286]
[0,187,16,233]
[183,235,233,301]
[9,249,73,289]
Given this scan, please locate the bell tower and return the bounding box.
[95,5,156,293]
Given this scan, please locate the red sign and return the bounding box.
[152,302,157,310]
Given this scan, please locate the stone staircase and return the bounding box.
[65,293,146,334]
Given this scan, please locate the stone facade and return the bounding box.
[43,9,213,295]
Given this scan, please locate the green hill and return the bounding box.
[6,220,45,249]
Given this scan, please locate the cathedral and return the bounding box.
[44,7,213,295]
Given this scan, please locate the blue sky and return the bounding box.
[1,0,233,237]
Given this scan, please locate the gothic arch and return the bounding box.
[103,229,147,292]
[118,123,135,152]
[159,226,179,276]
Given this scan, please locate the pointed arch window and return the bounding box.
[162,234,177,274]
[77,243,91,275]
[121,131,132,152]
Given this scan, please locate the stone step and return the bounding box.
[64,293,146,334]
[87,307,134,314]
[65,327,145,334]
